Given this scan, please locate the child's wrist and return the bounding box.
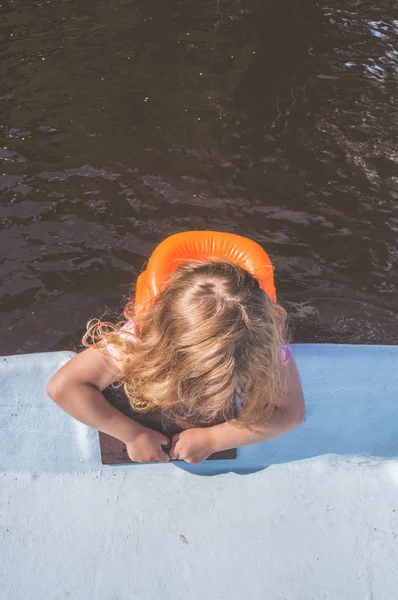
[204,426,220,453]
[117,419,146,444]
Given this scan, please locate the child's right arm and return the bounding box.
[46,348,170,463]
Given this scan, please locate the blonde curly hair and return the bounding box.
[83,261,289,428]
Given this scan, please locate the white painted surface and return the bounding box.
[1,346,398,600]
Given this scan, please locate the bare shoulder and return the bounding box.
[47,348,121,393]
[282,355,305,421]
[287,354,301,383]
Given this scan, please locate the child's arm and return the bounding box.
[170,356,305,463]
[46,348,170,463]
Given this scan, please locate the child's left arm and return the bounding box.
[170,357,305,463]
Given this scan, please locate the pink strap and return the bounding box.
[281,345,291,365]
[105,320,137,358]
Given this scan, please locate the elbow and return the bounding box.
[294,409,305,429]
[46,374,65,404]
[278,401,305,435]
[296,400,306,426]
[281,412,304,437]
[46,377,58,401]
[257,403,305,438]
[290,403,305,431]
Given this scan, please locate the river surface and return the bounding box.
[1,0,398,354]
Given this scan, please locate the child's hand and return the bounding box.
[169,428,215,464]
[125,427,171,463]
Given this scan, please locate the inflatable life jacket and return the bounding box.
[134,231,276,314]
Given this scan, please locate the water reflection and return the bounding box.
[0,0,397,353]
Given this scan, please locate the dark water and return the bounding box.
[1,0,398,354]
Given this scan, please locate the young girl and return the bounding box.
[47,231,304,464]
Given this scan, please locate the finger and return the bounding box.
[171,433,181,444]
[157,450,170,463]
[160,434,171,446]
[168,443,179,461]
[161,439,172,453]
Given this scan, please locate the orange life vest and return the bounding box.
[134,231,276,314]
